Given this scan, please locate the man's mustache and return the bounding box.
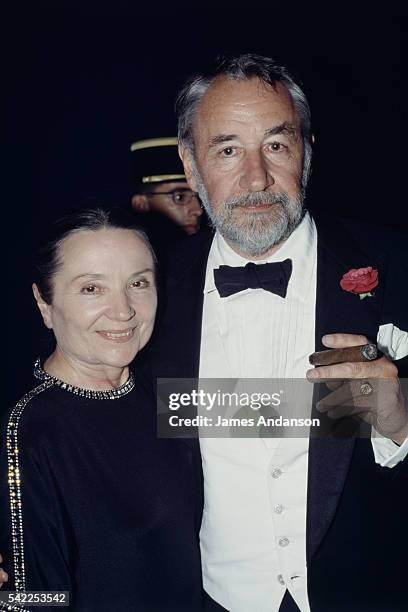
[225,192,290,209]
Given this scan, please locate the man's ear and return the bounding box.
[179,146,198,192]
[131,194,150,212]
[32,283,53,329]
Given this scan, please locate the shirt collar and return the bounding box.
[204,210,317,299]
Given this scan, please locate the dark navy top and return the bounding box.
[0,365,203,611]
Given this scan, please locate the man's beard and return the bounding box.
[191,158,305,257]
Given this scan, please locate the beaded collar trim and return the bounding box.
[33,358,135,400]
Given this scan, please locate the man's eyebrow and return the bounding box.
[208,134,237,148]
[207,123,299,148]
[264,122,298,138]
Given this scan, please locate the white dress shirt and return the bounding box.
[198,212,408,611]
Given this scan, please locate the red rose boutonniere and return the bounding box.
[340,266,379,300]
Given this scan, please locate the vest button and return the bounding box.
[279,537,290,547]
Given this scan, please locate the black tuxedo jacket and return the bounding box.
[147,213,408,611]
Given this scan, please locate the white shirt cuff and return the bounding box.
[371,430,408,467]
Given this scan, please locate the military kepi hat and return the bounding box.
[130,137,185,192]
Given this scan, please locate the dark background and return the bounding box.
[6,1,408,405]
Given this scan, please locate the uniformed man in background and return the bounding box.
[130,137,203,260]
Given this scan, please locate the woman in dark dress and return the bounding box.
[0,208,203,611]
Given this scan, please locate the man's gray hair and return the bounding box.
[175,53,313,188]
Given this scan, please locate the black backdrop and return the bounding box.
[6,1,408,405]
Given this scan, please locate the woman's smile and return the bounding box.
[96,327,137,343]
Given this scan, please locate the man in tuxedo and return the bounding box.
[149,54,408,611]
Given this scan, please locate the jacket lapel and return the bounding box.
[307,214,386,561]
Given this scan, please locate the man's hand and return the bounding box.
[0,554,8,586]
[306,333,408,445]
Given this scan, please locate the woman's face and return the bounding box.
[34,228,157,370]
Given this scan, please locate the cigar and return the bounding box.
[309,343,378,366]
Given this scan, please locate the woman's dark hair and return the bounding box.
[35,207,157,304]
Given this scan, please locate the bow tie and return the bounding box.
[213,259,292,298]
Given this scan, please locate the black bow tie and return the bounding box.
[213,259,292,298]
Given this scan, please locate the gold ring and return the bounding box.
[360,382,373,396]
